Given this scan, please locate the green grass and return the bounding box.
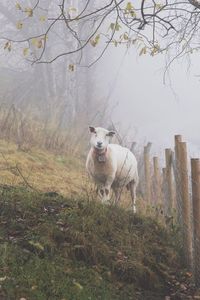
[0,186,182,300]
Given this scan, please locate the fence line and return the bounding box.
[142,135,200,286]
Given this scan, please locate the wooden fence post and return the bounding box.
[144,143,152,204]
[178,142,193,270]
[153,156,162,205]
[191,158,200,286]
[165,148,175,215]
[162,167,167,216]
[174,135,182,221]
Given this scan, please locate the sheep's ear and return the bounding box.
[89,126,96,133]
[107,131,115,137]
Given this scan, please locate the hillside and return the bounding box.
[0,140,138,210]
[0,186,188,300]
[0,140,86,196]
[0,139,198,299]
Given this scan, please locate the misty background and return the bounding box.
[96,47,200,157]
[0,0,199,160]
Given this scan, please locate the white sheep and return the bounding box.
[86,126,139,212]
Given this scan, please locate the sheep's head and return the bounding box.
[89,126,115,151]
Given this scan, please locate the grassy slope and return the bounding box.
[0,140,86,196]
[0,140,140,210]
[0,139,189,299]
[0,187,181,300]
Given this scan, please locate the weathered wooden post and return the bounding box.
[162,167,167,216]
[153,156,162,204]
[178,142,193,270]
[165,148,175,215]
[174,135,182,221]
[191,158,200,286]
[144,143,152,204]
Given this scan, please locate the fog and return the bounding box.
[0,0,200,158]
[96,47,200,157]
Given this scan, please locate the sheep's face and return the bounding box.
[89,126,115,151]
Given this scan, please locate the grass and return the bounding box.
[0,186,182,300]
[0,140,86,196]
[0,138,189,299]
[0,139,144,210]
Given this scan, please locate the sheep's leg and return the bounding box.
[98,188,110,203]
[113,187,121,205]
[130,180,137,213]
[102,176,115,203]
[98,186,111,203]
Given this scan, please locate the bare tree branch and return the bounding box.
[1,0,200,67]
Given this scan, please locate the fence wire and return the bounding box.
[143,142,200,287]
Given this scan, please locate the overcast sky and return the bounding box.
[95,46,200,158]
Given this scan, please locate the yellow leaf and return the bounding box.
[16,2,21,10]
[36,39,43,48]
[68,64,75,71]
[4,41,9,50]
[155,3,164,10]
[68,7,77,12]
[25,7,33,17]
[123,33,129,40]
[39,15,46,22]
[73,281,83,290]
[42,35,48,41]
[90,34,100,47]
[31,38,43,48]
[23,48,29,56]
[31,38,37,46]
[151,47,157,56]
[7,44,12,52]
[110,22,121,31]
[130,10,136,17]
[115,23,121,31]
[126,2,133,11]
[16,21,23,29]
[110,23,115,30]
[139,47,147,56]
[95,34,100,43]
[125,2,136,17]
[90,40,96,47]
[29,241,44,251]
